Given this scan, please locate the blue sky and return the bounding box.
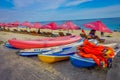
[0,0,120,22]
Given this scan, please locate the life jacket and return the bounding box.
[77,39,115,68]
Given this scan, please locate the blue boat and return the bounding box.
[4,42,19,50]
[19,48,51,56]
[70,54,96,68]
[70,43,120,68]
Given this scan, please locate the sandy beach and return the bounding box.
[0,30,120,80]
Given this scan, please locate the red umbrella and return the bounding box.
[21,21,32,27]
[7,23,13,27]
[1,23,6,27]
[42,22,58,30]
[0,23,2,26]
[33,22,42,29]
[43,22,58,30]
[12,21,20,27]
[59,21,80,30]
[83,20,112,33]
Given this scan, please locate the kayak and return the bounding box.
[8,35,81,49]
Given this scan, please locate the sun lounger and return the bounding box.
[58,32,65,36]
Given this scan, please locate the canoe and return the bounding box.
[8,35,81,49]
[70,43,120,68]
[38,47,76,63]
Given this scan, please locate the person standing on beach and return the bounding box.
[101,32,104,37]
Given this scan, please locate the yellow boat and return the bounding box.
[38,54,69,63]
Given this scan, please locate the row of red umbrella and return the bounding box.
[0,20,112,33]
[0,21,80,30]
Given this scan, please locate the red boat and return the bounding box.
[8,35,81,49]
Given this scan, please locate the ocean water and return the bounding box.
[39,17,120,31]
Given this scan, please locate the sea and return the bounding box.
[39,17,120,31]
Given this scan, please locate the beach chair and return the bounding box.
[106,34,112,37]
[41,32,47,36]
[66,33,72,36]
[58,32,65,36]
[30,31,39,36]
[80,33,105,43]
[80,33,87,38]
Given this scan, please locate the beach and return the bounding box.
[0,30,120,80]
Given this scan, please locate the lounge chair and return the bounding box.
[80,33,87,38]
[58,32,65,36]
[106,34,112,37]
[80,33,105,43]
[66,33,72,36]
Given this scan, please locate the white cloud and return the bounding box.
[67,5,120,19]
[12,0,93,10]
[65,0,92,7]
[12,0,65,10]
[13,0,35,8]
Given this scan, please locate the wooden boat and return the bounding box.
[8,35,81,49]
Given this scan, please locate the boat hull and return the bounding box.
[70,54,96,68]
[38,55,69,63]
[4,43,19,50]
[8,36,81,49]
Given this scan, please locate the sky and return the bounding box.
[0,0,120,22]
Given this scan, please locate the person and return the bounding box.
[101,32,104,37]
[88,29,96,39]
[80,29,87,38]
[38,28,42,34]
[88,30,105,43]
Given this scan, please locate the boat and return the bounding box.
[18,39,98,56]
[70,43,120,68]
[4,42,19,50]
[38,47,76,63]
[8,35,81,49]
[70,54,96,67]
[18,39,84,56]
[18,47,60,56]
[38,39,97,63]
